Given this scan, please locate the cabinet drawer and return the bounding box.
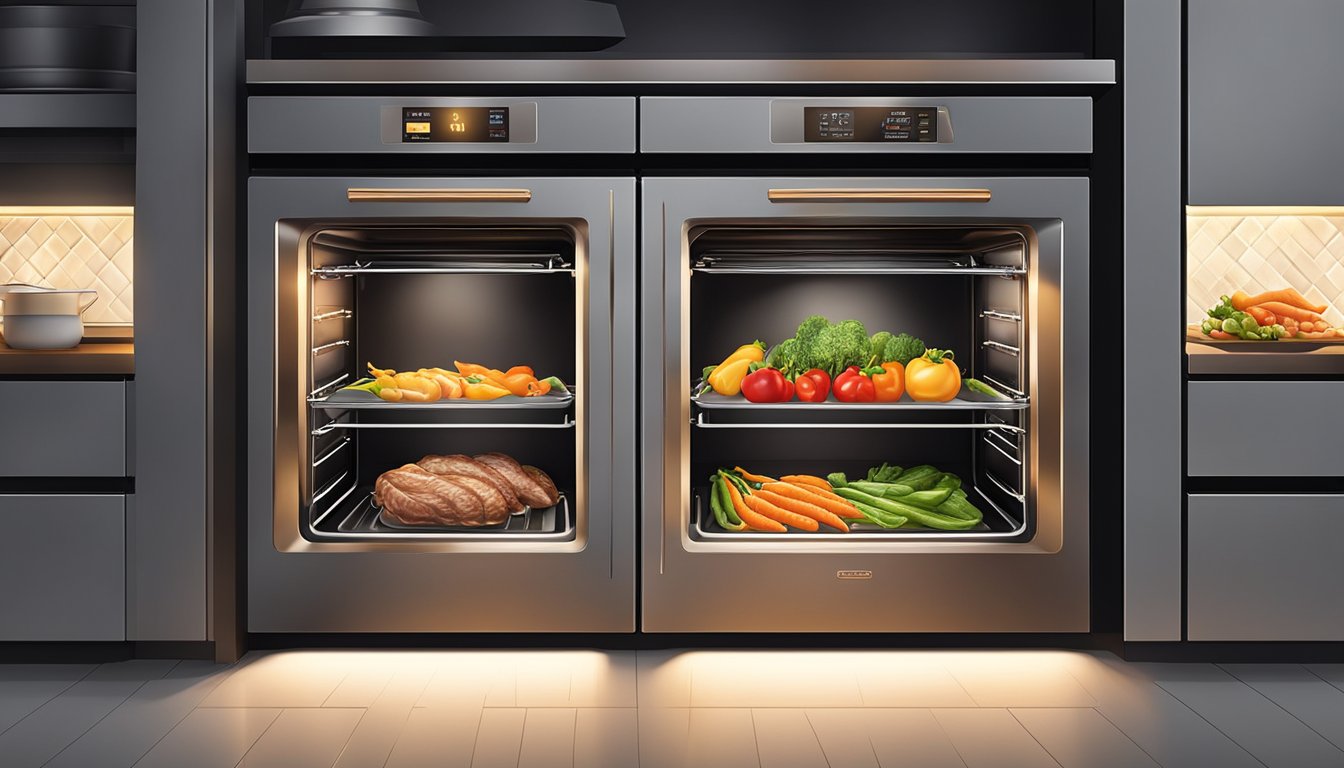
[0,381,127,476]
[0,495,125,640]
[1188,494,1344,641]
[1188,382,1342,476]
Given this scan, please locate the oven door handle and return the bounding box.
[767,188,992,203]
[346,188,533,203]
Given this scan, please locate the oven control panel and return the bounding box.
[803,106,938,143]
[401,107,510,142]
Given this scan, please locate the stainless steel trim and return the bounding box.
[312,308,352,323]
[311,437,351,468]
[247,58,1117,85]
[311,340,350,356]
[984,433,1024,466]
[984,471,1027,503]
[769,188,992,203]
[982,374,1026,399]
[347,188,532,203]
[980,309,1022,322]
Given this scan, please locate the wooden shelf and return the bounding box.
[0,340,133,376]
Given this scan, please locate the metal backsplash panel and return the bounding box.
[0,213,133,325]
[1187,213,1344,325]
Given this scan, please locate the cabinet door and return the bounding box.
[1188,494,1344,641]
[1188,0,1344,205]
[0,495,125,641]
[0,381,127,477]
[1188,381,1342,476]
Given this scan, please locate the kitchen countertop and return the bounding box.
[247,58,1117,86]
[0,330,134,376]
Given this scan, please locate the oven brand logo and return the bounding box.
[836,569,873,580]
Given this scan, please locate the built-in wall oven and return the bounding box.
[639,97,1093,632]
[246,97,636,632]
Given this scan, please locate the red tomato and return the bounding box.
[795,368,831,402]
[833,366,876,402]
[741,367,794,403]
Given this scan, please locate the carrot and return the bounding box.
[733,466,776,484]
[1208,329,1236,340]
[742,493,819,531]
[762,481,864,520]
[724,480,786,532]
[1251,301,1326,324]
[1232,289,1327,314]
[1245,305,1277,327]
[780,474,835,492]
[754,489,849,532]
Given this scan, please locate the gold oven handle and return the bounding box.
[767,188,992,204]
[346,188,533,203]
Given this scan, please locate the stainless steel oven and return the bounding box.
[639,97,1092,632]
[245,97,636,632]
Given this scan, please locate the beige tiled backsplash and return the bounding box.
[0,212,133,325]
[1187,212,1344,326]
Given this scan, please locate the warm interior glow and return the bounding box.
[0,206,134,217]
[0,206,135,326]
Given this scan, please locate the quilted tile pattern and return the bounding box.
[0,214,134,325]
[1187,213,1344,325]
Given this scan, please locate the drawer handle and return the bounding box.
[346,188,533,203]
[768,188,992,203]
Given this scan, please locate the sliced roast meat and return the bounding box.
[521,465,561,507]
[436,473,510,525]
[417,453,523,513]
[374,463,494,527]
[474,452,558,509]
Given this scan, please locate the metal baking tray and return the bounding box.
[312,387,574,411]
[691,386,1027,411]
[318,490,574,542]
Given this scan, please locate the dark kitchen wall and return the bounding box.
[248,0,1092,58]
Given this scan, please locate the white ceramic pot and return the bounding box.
[0,283,98,349]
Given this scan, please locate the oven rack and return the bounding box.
[691,388,1028,412]
[310,388,575,411]
[689,486,1027,542]
[311,254,573,278]
[312,488,574,542]
[692,251,1024,276]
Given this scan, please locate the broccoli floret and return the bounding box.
[786,315,829,372]
[869,331,893,364]
[883,333,926,366]
[765,338,800,371]
[814,319,870,377]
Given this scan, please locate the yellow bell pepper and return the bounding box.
[463,377,511,400]
[705,341,765,396]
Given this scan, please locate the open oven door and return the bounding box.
[640,176,1090,633]
[247,176,635,633]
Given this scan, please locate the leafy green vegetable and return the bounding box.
[765,338,799,372]
[1206,295,1237,320]
[882,332,927,366]
[865,462,904,483]
[825,472,850,488]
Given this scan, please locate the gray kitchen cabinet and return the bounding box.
[0,381,127,477]
[1188,381,1341,476]
[0,495,125,641]
[1188,0,1344,205]
[1188,494,1344,640]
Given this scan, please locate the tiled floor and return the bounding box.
[2,650,1343,767]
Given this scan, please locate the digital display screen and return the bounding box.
[804,107,938,143]
[402,107,510,142]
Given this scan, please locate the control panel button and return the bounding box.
[804,106,939,143]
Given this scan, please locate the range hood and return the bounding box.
[269,0,625,56]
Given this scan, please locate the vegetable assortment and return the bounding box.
[344,361,568,403]
[1197,289,1344,341]
[701,315,1003,406]
[707,463,985,533]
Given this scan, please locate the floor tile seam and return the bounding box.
[32,675,156,768]
[464,703,487,768]
[0,665,97,738]
[1004,708,1064,768]
[319,667,359,708]
[230,707,287,768]
[1150,680,1271,768]
[799,710,835,768]
[925,710,970,768]
[744,708,765,768]
[1215,662,1344,755]
[1082,705,1169,768]
[1303,665,1344,697]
